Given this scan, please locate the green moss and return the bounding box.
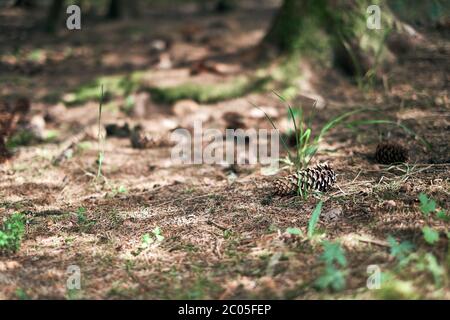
[64,72,144,106]
[6,130,36,148]
[376,278,419,299]
[148,75,271,104]
[263,0,329,54]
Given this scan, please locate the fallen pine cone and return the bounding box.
[374,141,409,164]
[130,127,174,149]
[273,164,336,196]
[105,123,131,138]
[223,111,246,130]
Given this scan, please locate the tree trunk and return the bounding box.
[45,0,64,33]
[128,0,140,18]
[215,0,236,13]
[14,0,35,8]
[262,0,397,77]
[107,0,122,20]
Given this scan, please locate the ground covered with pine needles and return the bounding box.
[0,2,449,299]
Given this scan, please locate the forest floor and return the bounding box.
[0,2,449,299]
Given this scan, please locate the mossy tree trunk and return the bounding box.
[262,0,398,77]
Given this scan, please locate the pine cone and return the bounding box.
[105,123,131,138]
[14,97,31,115]
[375,142,409,164]
[273,164,336,196]
[130,127,174,149]
[223,112,246,130]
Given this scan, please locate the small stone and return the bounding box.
[322,206,343,222]
[172,100,199,117]
[384,200,397,208]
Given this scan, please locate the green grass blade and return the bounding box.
[247,100,293,161]
[308,200,323,238]
[274,90,303,167]
[317,108,368,143]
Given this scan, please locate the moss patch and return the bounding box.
[147,75,271,104]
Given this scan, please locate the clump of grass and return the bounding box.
[142,227,165,246]
[254,92,369,170]
[96,85,106,181]
[132,227,165,256]
[76,207,96,232]
[0,213,26,254]
[256,92,431,172]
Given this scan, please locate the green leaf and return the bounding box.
[286,227,302,236]
[424,253,444,287]
[248,101,292,161]
[317,108,367,143]
[422,226,439,245]
[308,201,323,238]
[315,265,346,291]
[435,210,449,221]
[387,236,414,263]
[304,145,318,158]
[301,128,311,142]
[321,241,347,267]
[152,227,161,236]
[0,232,9,246]
[141,233,153,246]
[419,193,436,215]
[152,227,164,242]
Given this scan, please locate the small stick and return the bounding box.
[355,236,390,248]
[207,220,229,231]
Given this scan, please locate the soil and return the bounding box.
[0,1,449,299]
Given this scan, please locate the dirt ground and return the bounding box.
[0,2,449,299]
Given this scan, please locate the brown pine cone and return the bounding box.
[375,141,409,164]
[273,164,336,196]
[130,127,174,149]
[14,97,31,115]
[223,112,246,130]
